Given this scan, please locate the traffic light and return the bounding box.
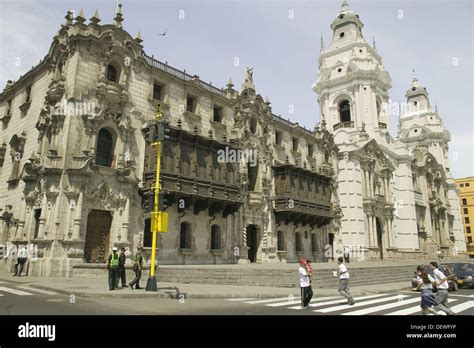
[144,123,157,143]
[142,190,154,212]
[157,119,171,141]
[158,191,170,211]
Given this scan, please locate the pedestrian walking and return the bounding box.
[129,247,144,290]
[415,265,439,315]
[336,257,355,305]
[116,248,128,288]
[299,259,313,308]
[430,262,455,315]
[13,245,28,277]
[106,247,120,291]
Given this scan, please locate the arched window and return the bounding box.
[106,64,118,82]
[211,225,221,250]
[295,232,303,252]
[250,117,257,134]
[180,222,191,249]
[338,100,351,122]
[277,231,285,251]
[311,234,318,252]
[96,128,114,167]
[376,101,381,119]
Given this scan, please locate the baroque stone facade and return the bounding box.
[0,2,466,276]
[0,7,340,276]
[313,1,466,260]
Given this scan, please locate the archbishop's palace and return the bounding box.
[0,1,467,276]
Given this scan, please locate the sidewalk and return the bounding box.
[0,270,411,299]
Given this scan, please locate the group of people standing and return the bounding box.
[106,247,144,291]
[414,261,455,315]
[299,257,355,309]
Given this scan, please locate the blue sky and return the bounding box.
[0,0,472,178]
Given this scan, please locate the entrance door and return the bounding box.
[376,218,383,260]
[84,210,112,263]
[247,225,258,263]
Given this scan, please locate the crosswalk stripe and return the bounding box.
[344,297,420,315]
[267,296,337,308]
[385,299,459,316]
[315,295,409,313]
[0,286,33,296]
[305,294,387,310]
[287,297,340,309]
[16,286,58,295]
[245,297,292,304]
[449,301,474,314]
[226,298,256,302]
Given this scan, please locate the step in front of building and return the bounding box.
[72,264,417,288]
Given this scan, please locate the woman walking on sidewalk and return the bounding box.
[415,266,439,315]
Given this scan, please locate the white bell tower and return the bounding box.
[313,0,392,143]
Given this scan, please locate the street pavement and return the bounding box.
[0,279,472,315]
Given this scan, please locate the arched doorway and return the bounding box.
[246,225,258,263]
[84,210,112,263]
[376,218,383,260]
[328,233,334,260]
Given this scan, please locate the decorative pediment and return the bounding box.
[357,139,394,172]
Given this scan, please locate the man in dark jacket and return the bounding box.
[116,248,128,288]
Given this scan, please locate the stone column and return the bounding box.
[365,213,372,247]
[371,216,377,247]
[121,198,130,243]
[364,170,369,197]
[15,203,27,240]
[72,192,83,240]
[37,194,48,239]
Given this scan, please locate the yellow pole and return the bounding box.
[149,108,162,278]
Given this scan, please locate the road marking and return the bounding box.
[16,286,58,295]
[46,299,66,302]
[267,296,337,308]
[0,286,33,296]
[344,297,420,315]
[385,299,459,316]
[449,294,474,298]
[449,301,474,314]
[245,297,292,304]
[304,294,387,310]
[226,298,256,302]
[286,296,339,309]
[315,295,409,313]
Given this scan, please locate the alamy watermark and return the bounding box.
[217,146,257,167]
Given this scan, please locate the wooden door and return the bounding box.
[84,210,112,263]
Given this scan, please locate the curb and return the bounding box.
[29,284,302,299]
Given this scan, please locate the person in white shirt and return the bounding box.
[430,262,454,315]
[298,259,313,308]
[336,257,354,305]
[415,265,439,315]
[14,245,28,277]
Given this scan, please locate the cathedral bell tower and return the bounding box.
[313,0,392,143]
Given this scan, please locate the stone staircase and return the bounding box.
[152,265,416,288]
